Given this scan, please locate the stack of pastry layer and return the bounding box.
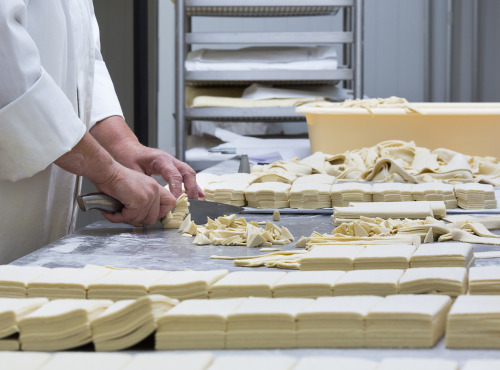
[412,183,457,208]
[91,295,177,351]
[331,183,372,206]
[333,269,404,296]
[468,266,500,294]
[209,271,286,298]
[272,271,345,298]
[398,267,467,296]
[333,201,446,225]
[0,298,48,350]
[162,194,190,228]
[19,299,113,351]
[156,295,451,349]
[0,265,49,298]
[204,173,256,207]
[245,182,291,208]
[296,296,382,347]
[446,295,500,348]
[289,183,332,209]
[409,243,474,268]
[454,183,497,209]
[365,294,451,348]
[226,297,312,348]
[372,183,413,202]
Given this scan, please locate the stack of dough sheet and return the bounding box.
[87,269,167,301]
[272,271,345,298]
[122,352,214,370]
[155,298,244,350]
[1,352,52,370]
[40,353,133,370]
[454,183,497,209]
[162,194,190,229]
[209,271,286,298]
[296,296,383,347]
[410,243,474,268]
[27,267,110,299]
[209,355,296,370]
[299,245,366,271]
[377,358,459,370]
[293,173,336,185]
[463,360,500,370]
[399,267,468,297]
[446,295,500,348]
[294,356,379,370]
[353,245,416,269]
[289,183,332,209]
[148,270,228,300]
[204,182,249,207]
[333,269,404,296]
[91,295,177,351]
[226,297,312,349]
[245,182,291,209]
[365,294,452,348]
[372,183,413,202]
[333,201,446,225]
[468,266,500,294]
[0,265,49,298]
[331,183,372,207]
[412,183,457,208]
[0,298,48,350]
[18,298,112,351]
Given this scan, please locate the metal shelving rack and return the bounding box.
[175,0,364,161]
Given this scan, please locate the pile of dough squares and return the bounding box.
[399,267,468,297]
[245,182,291,208]
[289,183,332,209]
[300,245,366,271]
[272,271,345,298]
[365,294,452,348]
[372,183,413,202]
[204,181,250,207]
[454,183,497,209]
[331,183,372,207]
[409,243,474,268]
[468,266,500,295]
[412,183,458,208]
[156,295,451,349]
[0,266,48,298]
[446,295,500,349]
[209,271,286,298]
[333,269,404,296]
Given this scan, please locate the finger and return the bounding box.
[159,186,177,219]
[142,192,161,225]
[157,162,183,198]
[173,159,198,199]
[197,185,206,199]
[101,211,129,225]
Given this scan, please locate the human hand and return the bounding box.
[94,163,177,226]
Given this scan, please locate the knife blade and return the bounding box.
[76,193,244,226]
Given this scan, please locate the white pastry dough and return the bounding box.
[272,271,345,298]
[372,183,413,202]
[410,243,474,268]
[0,351,52,370]
[149,270,228,300]
[40,352,132,370]
[296,296,383,347]
[377,358,459,370]
[331,183,372,207]
[245,182,291,209]
[454,183,497,209]
[365,294,451,348]
[27,267,110,299]
[299,245,365,271]
[87,269,168,300]
[469,266,500,294]
[209,271,286,298]
[446,295,500,349]
[289,183,332,209]
[333,269,404,296]
[226,297,312,349]
[208,355,296,370]
[155,298,245,350]
[0,265,49,298]
[399,267,467,297]
[353,245,416,270]
[19,299,113,351]
[91,295,177,351]
[0,298,48,339]
[122,352,214,370]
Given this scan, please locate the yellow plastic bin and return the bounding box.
[296,102,500,158]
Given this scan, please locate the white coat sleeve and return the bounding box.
[0,1,86,182]
[89,12,124,129]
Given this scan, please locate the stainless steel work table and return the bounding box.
[10,211,500,365]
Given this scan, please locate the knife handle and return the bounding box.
[77,192,124,213]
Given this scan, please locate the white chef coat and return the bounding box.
[0,0,123,263]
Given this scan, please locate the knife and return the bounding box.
[76,192,244,226]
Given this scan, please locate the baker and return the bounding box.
[0,1,202,263]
